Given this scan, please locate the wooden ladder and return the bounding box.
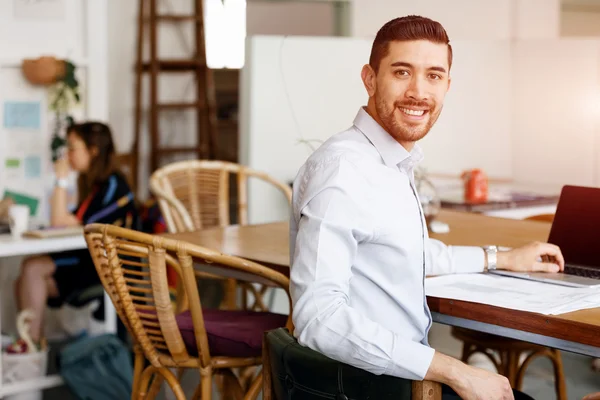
[133,0,219,191]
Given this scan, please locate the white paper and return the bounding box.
[425,273,600,315]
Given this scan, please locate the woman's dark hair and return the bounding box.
[67,121,118,202]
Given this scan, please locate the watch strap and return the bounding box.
[484,245,498,271]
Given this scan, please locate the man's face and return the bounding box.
[362,40,451,145]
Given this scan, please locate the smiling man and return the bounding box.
[289,16,565,400]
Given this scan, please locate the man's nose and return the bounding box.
[405,76,428,101]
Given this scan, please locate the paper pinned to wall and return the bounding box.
[3,190,39,216]
[13,0,65,20]
[4,159,20,169]
[3,101,41,130]
[23,155,41,179]
[3,157,23,181]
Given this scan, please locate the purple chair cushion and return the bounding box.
[175,309,287,358]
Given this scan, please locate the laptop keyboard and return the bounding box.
[565,264,600,279]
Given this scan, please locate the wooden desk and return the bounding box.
[166,221,290,276]
[166,209,600,357]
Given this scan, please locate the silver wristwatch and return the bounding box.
[483,245,498,271]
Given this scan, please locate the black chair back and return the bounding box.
[263,328,413,400]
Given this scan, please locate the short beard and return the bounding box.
[375,96,442,144]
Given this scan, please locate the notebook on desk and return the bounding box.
[490,185,600,288]
[22,226,84,239]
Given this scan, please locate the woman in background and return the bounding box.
[13,122,138,348]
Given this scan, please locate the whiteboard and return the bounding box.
[0,66,87,224]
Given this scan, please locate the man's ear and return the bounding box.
[447,76,452,92]
[361,64,376,97]
[90,146,99,158]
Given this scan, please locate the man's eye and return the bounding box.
[429,74,442,80]
[396,70,409,76]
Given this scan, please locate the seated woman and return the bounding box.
[14,122,138,348]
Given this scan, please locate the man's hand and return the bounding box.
[583,392,600,400]
[496,241,564,273]
[452,364,514,400]
[425,352,514,400]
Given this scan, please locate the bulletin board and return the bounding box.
[0,66,88,224]
[0,67,51,222]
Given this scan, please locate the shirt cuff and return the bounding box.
[386,340,436,381]
[452,246,486,273]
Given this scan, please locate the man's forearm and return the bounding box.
[424,351,466,390]
[425,351,515,399]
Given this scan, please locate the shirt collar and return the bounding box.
[353,107,424,168]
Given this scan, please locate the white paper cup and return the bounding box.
[8,205,29,238]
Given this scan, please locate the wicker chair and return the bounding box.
[149,160,292,311]
[84,223,291,400]
[84,229,152,399]
[451,212,566,400]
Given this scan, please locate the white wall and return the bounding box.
[515,0,560,38]
[351,0,560,40]
[107,0,138,155]
[0,0,85,61]
[512,39,600,188]
[247,2,334,36]
[239,36,373,223]
[351,0,512,40]
[419,40,513,179]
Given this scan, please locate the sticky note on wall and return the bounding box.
[24,156,42,178]
[5,159,20,169]
[3,101,41,129]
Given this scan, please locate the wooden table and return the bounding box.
[166,209,600,357]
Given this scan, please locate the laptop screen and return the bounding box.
[547,185,600,268]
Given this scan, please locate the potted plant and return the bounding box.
[21,56,81,161]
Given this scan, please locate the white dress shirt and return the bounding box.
[289,107,486,381]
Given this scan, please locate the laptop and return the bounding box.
[490,185,600,288]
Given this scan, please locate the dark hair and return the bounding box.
[67,121,118,201]
[369,15,452,73]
